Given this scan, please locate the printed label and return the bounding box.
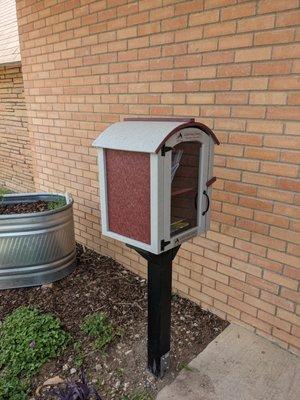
[175,131,199,143]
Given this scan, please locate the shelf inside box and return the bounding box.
[171,219,190,235]
[171,187,197,197]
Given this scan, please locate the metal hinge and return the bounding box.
[161,145,172,156]
[161,239,171,251]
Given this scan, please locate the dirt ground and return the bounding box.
[0,201,50,215]
[0,245,228,399]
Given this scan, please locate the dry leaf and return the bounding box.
[35,375,64,396]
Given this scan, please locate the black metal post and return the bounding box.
[147,249,173,377]
[127,245,180,378]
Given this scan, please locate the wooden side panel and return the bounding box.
[105,149,151,244]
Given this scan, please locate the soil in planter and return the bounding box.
[0,200,65,215]
[0,245,229,399]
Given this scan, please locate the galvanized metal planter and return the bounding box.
[0,193,76,289]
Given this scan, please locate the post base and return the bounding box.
[128,244,180,378]
[148,351,170,378]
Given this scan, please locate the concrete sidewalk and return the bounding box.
[156,324,300,400]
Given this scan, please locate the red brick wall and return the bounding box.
[16,0,300,355]
[0,64,34,192]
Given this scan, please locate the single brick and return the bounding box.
[189,9,220,26]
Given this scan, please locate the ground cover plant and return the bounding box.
[0,246,228,399]
[48,198,67,210]
[82,313,118,352]
[0,307,70,399]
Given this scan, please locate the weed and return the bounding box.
[0,187,10,196]
[171,292,180,301]
[81,313,117,352]
[122,390,152,400]
[0,187,10,205]
[115,367,124,378]
[0,307,70,399]
[47,198,66,210]
[74,342,86,369]
[179,363,195,372]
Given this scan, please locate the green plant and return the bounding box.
[0,187,10,204]
[179,362,194,372]
[116,367,124,378]
[0,307,70,399]
[122,391,152,400]
[171,292,180,301]
[0,187,10,196]
[0,374,29,400]
[74,341,86,368]
[81,313,117,352]
[47,198,66,210]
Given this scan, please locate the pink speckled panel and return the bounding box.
[105,149,151,244]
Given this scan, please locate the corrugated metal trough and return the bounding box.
[0,193,76,289]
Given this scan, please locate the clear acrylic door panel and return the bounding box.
[170,141,201,237]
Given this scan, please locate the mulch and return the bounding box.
[0,201,50,215]
[0,245,228,399]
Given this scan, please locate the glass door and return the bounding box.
[170,141,201,237]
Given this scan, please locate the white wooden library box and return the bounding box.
[93,118,219,254]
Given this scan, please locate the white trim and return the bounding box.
[99,148,155,252]
[198,140,209,235]
[162,128,211,250]
[170,227,198,248]
[98,149,109,234]
[163,150,171,245]
[205,138,214,231]
[150,154,160,254]
[102,229,154,252]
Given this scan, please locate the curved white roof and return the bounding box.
[93,120,183,153]
[92,119,218,154]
